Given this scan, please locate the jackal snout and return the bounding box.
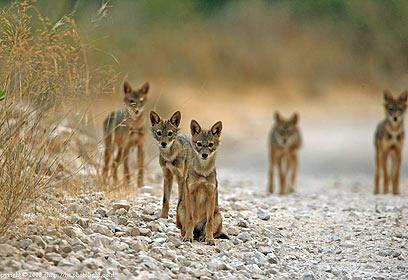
[150,111,181,149]
[190,120,222,160]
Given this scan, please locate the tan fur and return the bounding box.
[374,90,407,195]
[178,120,223,245]
[268,112,302,195]
[102,81,149,187]
[149,111,193,219]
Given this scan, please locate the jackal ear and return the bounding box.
[141,82,150,95]
[124,82,132,94]
[211,121,223,137]
[150,111,161,126]
[274,111,282,123]
[383,89,393,101]
[291,113,299,125]
[190,120,201,136]
[170,111,181,127]
[399,90,408,102]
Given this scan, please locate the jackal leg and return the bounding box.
[112,147,123,182]
[122,146,131,186]
[176,175,185,207]
[374,147,381,194]
[102,141,113,179]
[213,209,223,238]
[392,149,402,195]
[176,198,185,235]
[137,143,145,188]
[205,185,216,245]
[382,150,390,194]
[278,157,287,195]
[161,168,173,218]
[183,185,194,242]
[289,154,298,193]
[268,151,275,194]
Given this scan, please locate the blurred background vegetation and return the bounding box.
[2,0,407,98]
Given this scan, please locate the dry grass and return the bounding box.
[0,1,117,237]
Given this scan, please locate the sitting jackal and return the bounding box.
[178,120,228,245]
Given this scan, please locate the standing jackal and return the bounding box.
[178,120,228,245]
[268,112,302,195]
[102,81,149,187]
[374,90,407,195]
[149,111,192,219]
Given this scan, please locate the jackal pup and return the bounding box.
[178,120,228,245]
[268,112,301,195]
[374,90,407,195]
[150,110,193,219]
[102,81,149,187]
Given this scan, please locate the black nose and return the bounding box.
[283,139,287,144]
[202,153,208,159]
[161,142,167,148]
[394,117,398,121]
[135,110,139,114]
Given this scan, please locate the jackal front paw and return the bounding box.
[182,235,193,243]
[160,212,168,219]
[206,238,215,246]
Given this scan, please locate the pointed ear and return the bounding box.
[383,89,393,102]
[190,120,201,136]
[211,121,223,137]
[150,111,161,126]
[141,82,150,94]
[274,111,281,123]
[124,82,132,94]
[291,113,299,125]
[170,111,181,127]
[399,90,408,103]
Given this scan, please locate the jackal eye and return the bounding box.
[167,131,173,137]
[196,142,202,147]
[208,142,214,148]
[139,99,144,104]
[156,131,162,136]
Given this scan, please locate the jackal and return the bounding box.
[102,81,149,187]
[374,90,407,195]
[178,120,228,245]
[149,110,193,219]
[268,112,301,195]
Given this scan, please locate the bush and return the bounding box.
[0,1,115,237]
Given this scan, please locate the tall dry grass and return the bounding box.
[0,1,117,237]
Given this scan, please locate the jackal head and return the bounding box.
[274,111,299,147]
[150,111,181,149]
[383,90,408,124]
[123,81,149,116]
[190,120,222,160]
